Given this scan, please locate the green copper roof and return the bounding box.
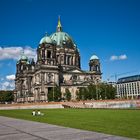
[21,54,28,60]
[90,55,99,60]
[21,55,27,60]
[20,51,28,61]
[50,32,74,46]
[39,17,76,48]
[39,34,52,44]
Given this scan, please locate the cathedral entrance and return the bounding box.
[48,87,53,93]
[48,87,54,101]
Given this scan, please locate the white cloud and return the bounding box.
[6,75,15,80]
[119,54,127,60]
[0,46,36,60]
[110,55,118,61]
[110,54,127,61]
[3,81,9,87]
[0,75,15,90]
[0,81,15,90]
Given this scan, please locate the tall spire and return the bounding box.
[57,16,62,32]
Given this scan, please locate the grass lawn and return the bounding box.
[0,109,140,139]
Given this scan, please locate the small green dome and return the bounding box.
[39,34,52,44]
[90,55,99,60]
[20,53,28,62]
[26,60,30,64]
[16,60,19,64]
[21,55,28,60]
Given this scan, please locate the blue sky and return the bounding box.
[0,0,140,89]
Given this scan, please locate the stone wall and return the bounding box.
[0,103,64,110]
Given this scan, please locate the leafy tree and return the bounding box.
[0,93,4,102]
[98,83,116,100]
[76,87,88,100]
[76,87,83,100]
[106,84,116,99]
[0,90,14,103]
[87,84,96,100]
[98,83,106,100]
[76,83,116,101]
[47,89,53,102]
[64,88,71,101]
[4,92,14,102]
[48,86,62,102]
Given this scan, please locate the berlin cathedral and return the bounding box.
[15,18,102,102]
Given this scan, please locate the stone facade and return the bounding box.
[15,18,102,102]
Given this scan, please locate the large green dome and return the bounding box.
[39,17,76,48]
[50,32,75,47]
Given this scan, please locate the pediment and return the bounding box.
[65,67,84,73]
[71,69,83,73]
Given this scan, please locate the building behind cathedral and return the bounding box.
[15,18,102,102]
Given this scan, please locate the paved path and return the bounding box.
[0,116,133,140]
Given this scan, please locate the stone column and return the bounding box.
[73,55,75,66]
[66,55,68,65]
[71,56,73,65]
[41,73,45,96]
[45,87,48,101]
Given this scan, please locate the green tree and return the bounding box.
[0,93,4,103]
[4,92,14,102]
[76,87,88,100]
[0,90,14,103]
[64,88,71,101]
[48,86,62,102]
[76,87,83,100]
[107,84,116,99]
[87,84,96,100]
[92,83,116,100]
[47,89,53,102]
[76,83,116,101]
[98,83,106,100]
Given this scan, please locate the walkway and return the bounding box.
[0,116,133,140]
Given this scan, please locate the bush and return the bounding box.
[0,90,14,103]
[64,88,71,101]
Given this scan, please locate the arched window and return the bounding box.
[47,50,51,58]
[67,56,71,65]
[42,49,45,59]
